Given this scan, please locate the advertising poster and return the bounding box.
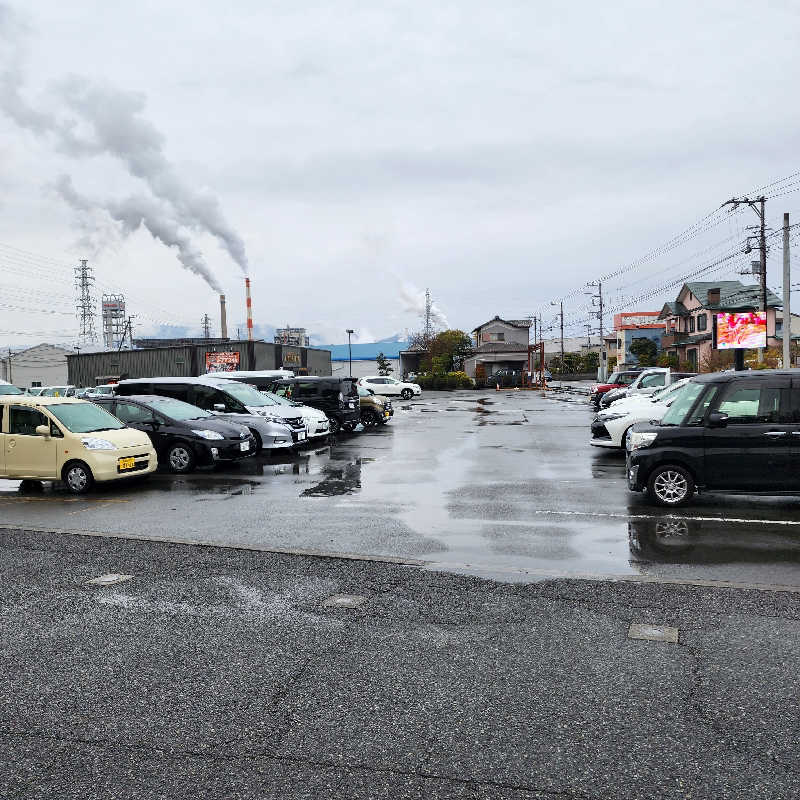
[716,312,767,349]
[205,351,241,372]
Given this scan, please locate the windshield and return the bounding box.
[650,379,688,402]
[48,402,126,433]
[660,382,706,426]
[0,385,23,395]
[265,391,301,407]
[222,382,275,407]
[147,397,213,421]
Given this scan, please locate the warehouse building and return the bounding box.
[1,343,71,389]
[67,339,331,387]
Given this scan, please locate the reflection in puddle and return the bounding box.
[628,517,800,565]
[301,459,362,497]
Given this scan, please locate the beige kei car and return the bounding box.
[0,395,157,493]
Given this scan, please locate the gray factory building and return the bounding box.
[67,339,331,387]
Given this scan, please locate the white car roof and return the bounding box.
[118,376,241,388]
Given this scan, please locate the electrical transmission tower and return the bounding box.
[74,259,97,345]
[201,313,212,339]
[424,288,433,343]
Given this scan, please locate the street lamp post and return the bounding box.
[346,329,355,377]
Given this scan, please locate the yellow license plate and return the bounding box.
[118,457,136,470]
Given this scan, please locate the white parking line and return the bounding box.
[492,509,800,528]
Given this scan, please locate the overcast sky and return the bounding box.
[1,1,798,348]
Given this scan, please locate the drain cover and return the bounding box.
[628,623,678,643]
[86,573,134,587]
[322,594,366,609]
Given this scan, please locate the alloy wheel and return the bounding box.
[653,470,688,504]
[169,447,192,471]
[66,465,89,493]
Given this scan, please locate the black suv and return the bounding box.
[627,370,800,506]
[270,377,360,433]
[93,395,256,473]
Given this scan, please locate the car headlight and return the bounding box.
[192,429,224,440]
[628,431,658,451]
[81,437,117,450]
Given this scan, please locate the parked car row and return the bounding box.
[0,372,413,492]
[590,367,800,509]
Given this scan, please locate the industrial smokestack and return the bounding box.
[245,278,254,341]
[219,294,228,339]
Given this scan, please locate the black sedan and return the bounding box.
[93,395,256,473]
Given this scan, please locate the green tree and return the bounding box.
[428,330,474,372]
[628,337,658,367]
[375,351,394,376]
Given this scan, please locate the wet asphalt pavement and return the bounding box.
[3,526,800,799]
[3,387,800,588]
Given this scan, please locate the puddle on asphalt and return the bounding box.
[301,459,363,497]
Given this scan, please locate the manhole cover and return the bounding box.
[628,623,678,643]
[86,573,134,587]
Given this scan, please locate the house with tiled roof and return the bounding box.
[658,281,782,370]
[463,316,532,378]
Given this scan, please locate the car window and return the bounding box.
[193,385,246,413]
[294,382,320,399]
[272,384,292,398]
[368,378,384,384]
[661,382,708,426]
[148,397,213,421]
[619,374,639,386]
[640,373,666,388]
[152,384,189,401]
[47,403,126,433]
[115,402,155,424]
[8,406,50,436]
[717,384,790,424]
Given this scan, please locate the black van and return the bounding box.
[627,370,800,506]
[271,377,360,433]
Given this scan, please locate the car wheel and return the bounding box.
[250,431,262,452]
[360,410,374,427]
[63,461,94,494]
[401,388,413,400]
[342,421,357,433]
[167,443,196,473]
[329,417,341,434]
[646,464,694,507]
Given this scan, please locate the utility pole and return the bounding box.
[585,323,592,349]
[560,301,565,367]
[346,329,354,377]
[784,212,791,368]
[722,196,768,362]
[74,259,97,345]
[587,281,604,379]
[6,349,12,384]
[201,313,212,339]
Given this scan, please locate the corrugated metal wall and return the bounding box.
[68,341,332,385]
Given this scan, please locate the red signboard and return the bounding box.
[205,351,240,372]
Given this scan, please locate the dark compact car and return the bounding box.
[271,377,360,433]
[627,370,800,507]
[93,395,256,473]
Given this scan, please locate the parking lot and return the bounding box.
[4,388,800,589]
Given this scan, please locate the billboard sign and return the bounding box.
[716,312,767,350]
[205,351,240,372]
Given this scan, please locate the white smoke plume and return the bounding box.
[0,3,248,285]
[54,175,224,293]
[398,280,449,329]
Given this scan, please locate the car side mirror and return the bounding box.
[35,424,51,439]
[213,403,226,412]
[707,411,728,428]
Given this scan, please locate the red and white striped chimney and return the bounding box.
[245,278,254,341]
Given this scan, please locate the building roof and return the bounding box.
[659,301,689,319]
[682,281,781,310]
[471,316,532,333]
[473,342,529,353]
